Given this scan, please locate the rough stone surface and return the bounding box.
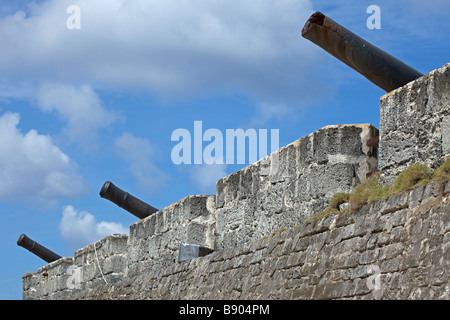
[22,196,217,300]
[22,234,129,300]
[126,195,216,278]
[22,182,450,300]
[215,123,379,250]
[379,63,450,185]
[73,183,450,299]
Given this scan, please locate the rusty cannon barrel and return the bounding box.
[301,12,423,92]
[99,181,159,219]
[17,234,62,263]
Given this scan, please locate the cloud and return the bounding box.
[0,0,321,118]
[190,164,227,194]
[0,1,448,125]
[114,132,168,191]
[0,112,85,202]
[249,103,293,127]
[36,83,116,149]
[59,205,128,248]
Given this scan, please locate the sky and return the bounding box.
[0,0,449,300]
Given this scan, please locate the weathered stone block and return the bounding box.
[380,63,450,184]
[127,195,215,277]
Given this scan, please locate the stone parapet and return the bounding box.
[73,181,450,300]
[22,234,129,300]
[214,123,379,250]
[379,63,450,184]
[127,195,216,277]
[22,257,75,300]
[73,233,129,289]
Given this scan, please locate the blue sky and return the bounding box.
[0,0,448,299]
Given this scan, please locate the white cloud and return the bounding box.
[59,205,128,248]
[0,0,448,125]
[0,0,321,118]
[36,83,116,149]
[114,132,168,191]
[249,103,293,127]
[0,112,85,202]
[190,164,227,194]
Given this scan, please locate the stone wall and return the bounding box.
[74,234,129,289]
[22,196,217,300]
[22,234,129,300]
[22,257,75,300]
[21,64,450,301]
[127,195,216,278]
[21,124,378,300]
[379,63,450,185]
[23,181,449,300]
[68,181,450,300]
[215,124,378,250]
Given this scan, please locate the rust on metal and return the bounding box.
[99,181,159,220]
[302,12,423,92]
[366,135,380,147]
[17,234,62,263]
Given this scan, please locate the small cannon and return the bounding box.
[17,234,62,263]
[99,181,159,219]
[301,12,423,92]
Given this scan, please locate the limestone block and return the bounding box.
[380,63,450,184]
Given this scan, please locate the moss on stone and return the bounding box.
[262,159,449,250]
[348,172,383,210]
[432,158,450,186]
[318,158,449,219]
[268,228,289,241]
[329,192,350,209]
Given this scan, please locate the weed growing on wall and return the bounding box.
[309,158,450,223]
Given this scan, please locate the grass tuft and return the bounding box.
[432,158,450,186]
[391,164,433,194]
[348,172,385,210]
[275,159,450,240]
[329,192,350,209]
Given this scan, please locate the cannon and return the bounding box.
[99,181,159,219]
[17,234,62,263]
[301,12,423,92]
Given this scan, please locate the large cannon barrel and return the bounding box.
[301,12,423,92]
[99,181,159,219]
[17,234,62,263]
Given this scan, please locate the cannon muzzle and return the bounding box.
[301,12,423,92]
[17,234,62,263]
[99,181,159,219]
